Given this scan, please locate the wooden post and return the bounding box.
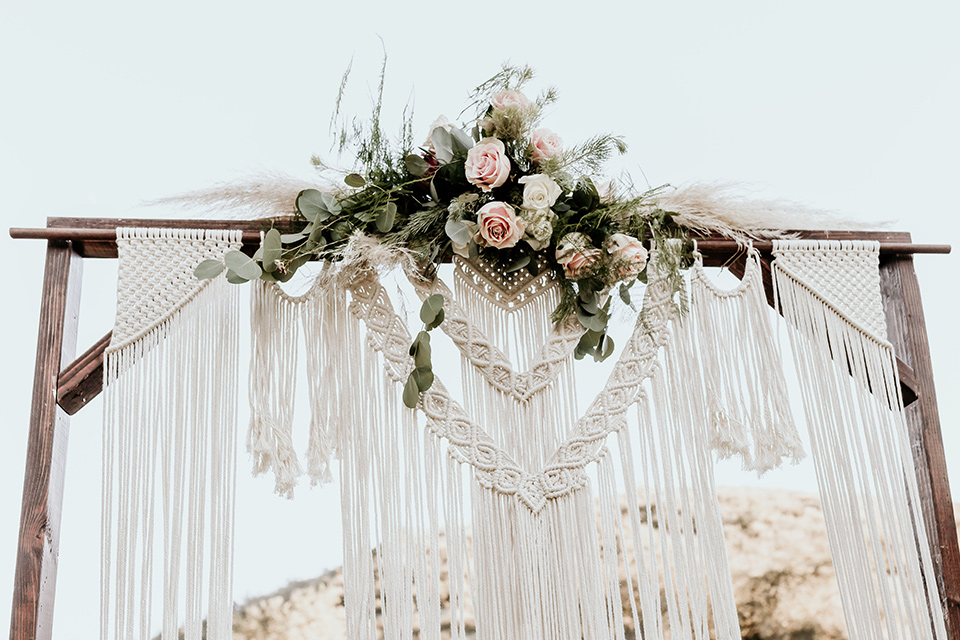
[880,253,960,637]
[9,241,82,640]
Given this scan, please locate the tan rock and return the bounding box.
[230,489,960,640]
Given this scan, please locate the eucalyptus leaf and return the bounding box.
[296,189,326,222]
[577,329,603,351]
[575,306,608,332]
[376,202,397,233]
[425,307,445,331]
[194,259,224,280]
[429,180,440,203]
[262,228,282,272]
[411,366,435,392]
[468,240,480,261]
[619,283,632,305]
[409,331,432,367]
[280,231,308,243]
[504,255,531,274]
[595,333,615,362]
[402,374,420,409]
[405,154,431,177]
[344,173,366,188]
[420,294,445,325]
[444,218,473,245]
[431,127,454,163]
[224,250,263,281]
[320,192,342,215]
[224,268,248,284]
[450,127,474,154]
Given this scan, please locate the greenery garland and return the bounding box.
[196,64,695,407]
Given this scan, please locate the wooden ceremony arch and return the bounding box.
[8,216,960,640]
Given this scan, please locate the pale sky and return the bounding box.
[2,1,958,636]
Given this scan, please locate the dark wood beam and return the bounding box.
[56,332,111,416]
[880,255,960,636]
[10,241,82,640]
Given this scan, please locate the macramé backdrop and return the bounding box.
[98,228,946,640]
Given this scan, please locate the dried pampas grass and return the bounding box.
[652,182,880,241]
[146,173,330,219]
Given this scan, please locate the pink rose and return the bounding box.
[476,202,526,249]
[605,233,648,278]
[556,232,602,279]
[530,128,563,163]
[490,89,532,112]
[465,137,511,192]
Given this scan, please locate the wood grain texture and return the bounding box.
[56,332,110,416]
[892,256,960,637]
[10,242,82,640]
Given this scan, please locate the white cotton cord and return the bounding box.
[102,228,241,640]
[690,251,803,473]
[773,240,948,640]
[248,279,303,497]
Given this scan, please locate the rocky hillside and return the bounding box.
[231,488,960,640]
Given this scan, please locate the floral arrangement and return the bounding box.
[196,65,697,406]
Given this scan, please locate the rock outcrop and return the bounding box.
[231,488,960,639]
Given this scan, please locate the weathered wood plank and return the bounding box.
[891,256,960,636]
[10,241,82,640]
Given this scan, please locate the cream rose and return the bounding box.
[423,114,453,151]
[556,232,602,279]
[519,174,562,212]
[605,233,648,278]
[522,208,555,251]
[530,128,563,163]
[476,202,526,249]
[465,137,511,192]
[490,89,532,112]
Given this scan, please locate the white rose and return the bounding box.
[522,208,555,250]
[530,128,563,163]
[518,174,562,211]
[423,115,453,151]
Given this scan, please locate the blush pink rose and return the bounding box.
[605,233,648,278]
[475,201,526,249]
[465,137,511,192]
[530,128,563,163]
[556,232,602,279]
[490,89,532,112]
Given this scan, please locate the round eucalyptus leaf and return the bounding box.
[411,366,435,392]
[344,173,366,188]
[575,306,607,332]
[425,307,444,331]
[193,259,224,280]
[224,249,263,281]
[402,374,420,409]
[596,334,615,362]
[420,294,445,324]
[224,268,249,284]
[376,202,397,233]
[505,255,531,274]
[405,154,431,177]
[296,189,326,222]
[444,218,473,246]
[262,228,282,272]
